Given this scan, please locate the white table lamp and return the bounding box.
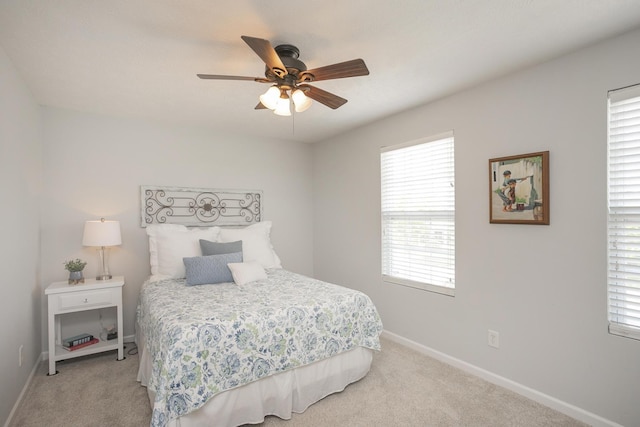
[83,218,122,280]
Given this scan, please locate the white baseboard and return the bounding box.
[381,330,621,427]
[4,353,42,427]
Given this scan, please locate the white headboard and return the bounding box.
[141,185,262,227]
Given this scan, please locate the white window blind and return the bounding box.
[381,133,455,296]
[607,83,640,341]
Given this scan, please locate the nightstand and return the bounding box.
[46,276,125,375]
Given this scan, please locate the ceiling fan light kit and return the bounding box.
[198,35,369,115]
[258,85,309,115]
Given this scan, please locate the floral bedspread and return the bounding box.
[136,268,383,426]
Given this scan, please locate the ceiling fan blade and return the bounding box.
[255,102,268,110]
[302,59,369,82]
[299,84,347,109]
[197,74,266,81]
[241,36,287,78]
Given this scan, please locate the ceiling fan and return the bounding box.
[197,35,370,116]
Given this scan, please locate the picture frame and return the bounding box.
[489,151,549,225]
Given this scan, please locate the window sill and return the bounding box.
[609,323,640,341]
[382,275,455,297]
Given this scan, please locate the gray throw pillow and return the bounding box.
[199,239,243,256]
[183,252,243,285]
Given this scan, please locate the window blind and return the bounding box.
[607,84,640,340]
[381,133,455,296]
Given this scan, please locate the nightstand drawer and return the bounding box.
[58,289,113,310]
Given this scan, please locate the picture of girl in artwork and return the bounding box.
[490,153,545,222]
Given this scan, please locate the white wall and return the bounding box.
[0,46,42,423]
[39,108,314,348]
[312,29,640,426]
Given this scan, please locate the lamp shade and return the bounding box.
[292,89,312,112]
[259,86,280,110]
[273,94,291,116]
[82,219,122,247]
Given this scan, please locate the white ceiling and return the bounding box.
[1,1,640,143]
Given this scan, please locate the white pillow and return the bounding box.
[146,224,220,278]
[147,224,185,275]
[217,221,281,269]
[228,261,268,285]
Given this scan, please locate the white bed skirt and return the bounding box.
[136,328,373,426]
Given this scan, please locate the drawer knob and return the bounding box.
[83,298,88,303]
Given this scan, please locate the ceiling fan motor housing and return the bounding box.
[273,44,307,75]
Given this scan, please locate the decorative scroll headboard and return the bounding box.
[141,186,262,227]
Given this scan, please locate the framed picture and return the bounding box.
[489,151,549,225]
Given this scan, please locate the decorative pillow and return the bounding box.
[200,239,242,256]
[146,224,220,278]
[227,261,268,286]
[183,252,243,286]
[217,221,282,269]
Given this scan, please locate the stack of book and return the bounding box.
[62,333,99,351]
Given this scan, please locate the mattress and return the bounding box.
[136,268,383,426]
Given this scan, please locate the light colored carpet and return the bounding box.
[9,338,587,427]
[9,345,150,427]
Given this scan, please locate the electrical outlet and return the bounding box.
[18,345,24,367]
[488,330,500,349]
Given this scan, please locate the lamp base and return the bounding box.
[96,246,112,281]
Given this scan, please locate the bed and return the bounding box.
[135,198,383,427]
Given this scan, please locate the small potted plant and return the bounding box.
[64,258,87,285]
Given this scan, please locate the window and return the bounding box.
[607,84,640,340]
[381,132,455,296]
